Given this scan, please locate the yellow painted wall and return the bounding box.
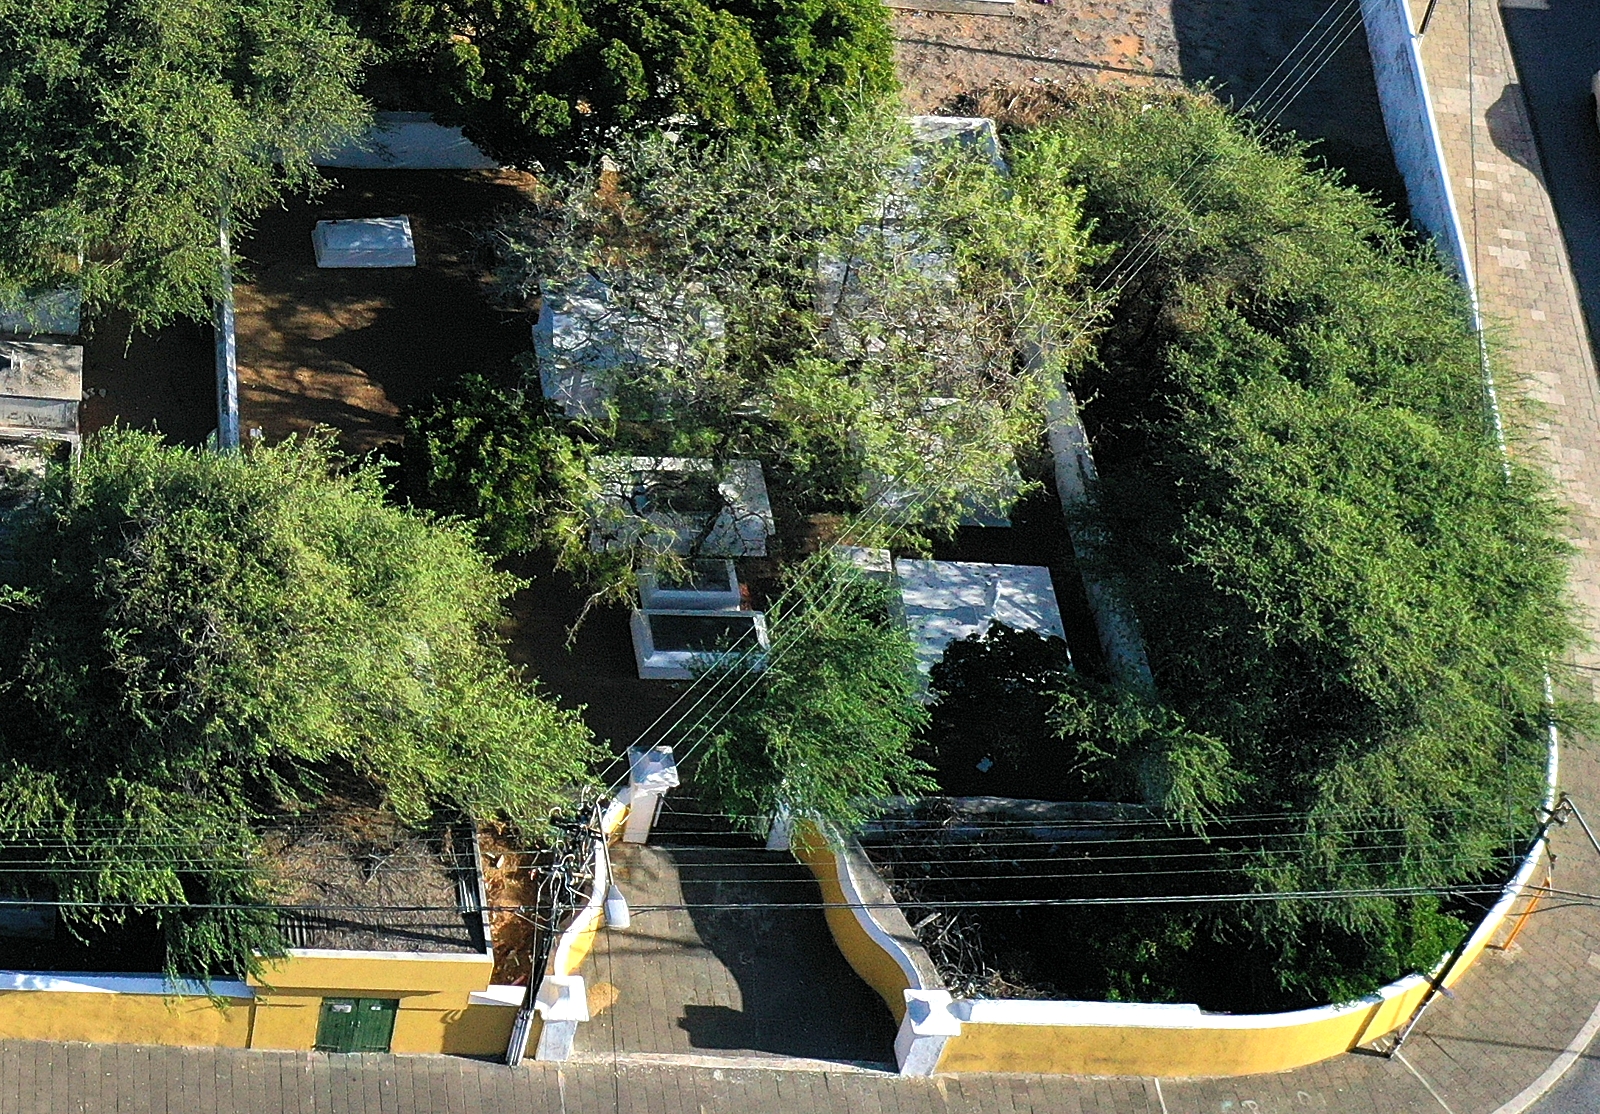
[936,982,1428,1076]
[246,952,503,1055]
[250,953,493,996]
[930,884,1529,1076]
[0,990,252,1048]
[553,906,604,977]
[792,830,914,1022]
[793,818,1534,1076]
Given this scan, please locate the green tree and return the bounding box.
[0,430,596,977]
[694,561,933,832]
[352,0,893,166]
[973,88,1580,1007]
[400,374,596,561]
[490,110,1093,582]
[0,0,369,328]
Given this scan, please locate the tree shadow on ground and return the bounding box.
[1170,0,1410,215]
[672,843,898,1063]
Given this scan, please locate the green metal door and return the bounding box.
[352,998,398,1052]
[316,997,398,1053]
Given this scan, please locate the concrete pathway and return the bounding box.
[575,840,897,1064]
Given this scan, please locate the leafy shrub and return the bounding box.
[0,0,368,327]
[350,0,894,166]
[401,374,595,561]
[0,430,596,977]
[694,561,933,832]
[991,88,1581,1007]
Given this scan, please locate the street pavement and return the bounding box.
[1500,0,1600,356]
[1493,0,1600,1103]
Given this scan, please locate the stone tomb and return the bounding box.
[312,218,417,268]
[0,339,83,444]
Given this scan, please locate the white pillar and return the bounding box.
[895,989,961,1076]
[765,805,794,852]
[622,746,679,844]
[214,215,240,453]
[531,975,590,1062]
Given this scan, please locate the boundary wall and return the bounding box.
[800,763,1555,1075]
[0,828,528,1056]
[0,949,523,1056]
[793,23,1562,1075]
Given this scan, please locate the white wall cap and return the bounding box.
[0,970,252,998]
[468,984,526,1007]
[534,975,590,1022]
[628,745,681,792]
[904,989,962,1037]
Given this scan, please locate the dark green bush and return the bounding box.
[401,374,595,560]
[0,430,596,977]
[350,0,894,166]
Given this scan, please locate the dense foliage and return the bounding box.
[0,431,596,976]
[0,0,368,328]
[694,561,933,833]
[350,0,894,166]
[401,374,595,560]
[921,624,1076,798]
[929,89,1580,1009]
[479,110,1094,588]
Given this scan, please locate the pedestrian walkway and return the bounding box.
[575,838,897,1065]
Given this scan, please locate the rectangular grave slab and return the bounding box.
[315,112,497,170]
[895,559,1067,686]
[313,217,417,268]
[0,289,81,337]
[631,608,769,680]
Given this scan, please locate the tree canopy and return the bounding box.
[0,431,595,977]
[693,560,933,833]
[0,0,368,328]
[464,110,1093,590]
[351,0,894,167]
[931,88,1581,1009]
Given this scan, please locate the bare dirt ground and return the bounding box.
[497,555,684,772]
[80,311,215,447]
[893,0,1408,212]
[234,168,539,454]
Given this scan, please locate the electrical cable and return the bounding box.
[599,0,1378,788]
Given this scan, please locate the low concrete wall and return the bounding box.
[1361,0,1474,282]
[248,949,504,1055]
[0,956,519,1056]
[547,791,633,981]
[0,972,253,1049]
[792,823,943,1024]
[796,820,1552,1076]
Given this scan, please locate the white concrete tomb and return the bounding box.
[589,456,774,558]
[312,217,417,268]
[895,559,1066,681]
[630,609,770,681]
